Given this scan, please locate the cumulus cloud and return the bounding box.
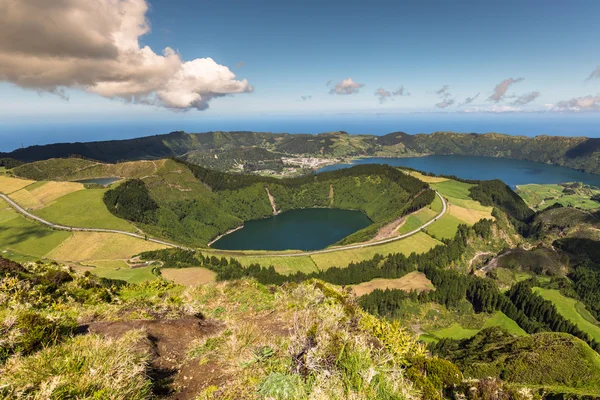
[487,77,523,102]
[375,86,410,103]
[329,78,364,95]
[435,85,450,96]
[0,0,252,110]
[587,67,600,81]
[374,88,391,103]
[512,91,540,106]
[300,95,312,101]
[435,98,455,108]
[553,95,600,112]
[392,86,410,96]
[458,93,480,107]
[433,84,455,108]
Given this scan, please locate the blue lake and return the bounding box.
[318,156,600,188]
[211,208,372,251]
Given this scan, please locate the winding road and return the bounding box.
[0,191,446,258]
[0,193,186,249]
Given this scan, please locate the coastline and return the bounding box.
[207,225,245,247]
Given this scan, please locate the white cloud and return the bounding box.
[435,98,455,108]
[487,77,523,102]
[458,93,480,107]
[586,67,600,81]
[0,0,252,110]
[553,95,600,112]
[392,86,410,96]
[329,78,365,95]
[374,88,391,103]
[511,91,540,106]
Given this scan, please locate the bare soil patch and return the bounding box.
[85,318,225,400]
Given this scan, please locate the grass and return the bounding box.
[517,183,600,210]
[447,203,493,225]
[431,180,474,200]
[0,199,71,257]
[533,287,600,342]
[310,232,442,270]
[407,171,449,183]
[426,214,464,240]
[79,259,157,284]
[161,267,217,286]
[398,208,438,234]
[351,271,434,296]
[233,255,319,275]
[0,176,35,194]
[33,188,137,232]
[425,312,527,342]
[47,232,167,262]
[429,194,444,213]
[0,330,152,399]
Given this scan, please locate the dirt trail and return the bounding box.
[85,318,225,400]
[265,187,279,215]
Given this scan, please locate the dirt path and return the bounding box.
[265,187,279,215]
[468,251,494,269]
[85,318,225,399]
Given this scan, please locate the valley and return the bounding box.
[2,132,600,399]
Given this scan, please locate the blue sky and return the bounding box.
[0,0,599,127]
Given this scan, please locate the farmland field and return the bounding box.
[47,232,167,262]
[430,180,474,200]
[232,255,318,275]
[398,208,439,234]
[0,199,70,257]
[517,183,600,210]
[423,311,527,342]
[33,189,137,232]
[0,176,35,194]
[80,259,157,284]
[161,267,217,286]
[534,287,600,342]
[310,232,441,270]
[9,181,84,209]
[426,214,464,240]
[351,271,434,296]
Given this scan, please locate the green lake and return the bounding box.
[211,208,372,251]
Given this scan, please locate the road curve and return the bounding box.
[0,193,186,250]
[0,191,446,258]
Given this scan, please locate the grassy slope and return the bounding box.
[310,232,441,270]
[425,312,527,341]
[79,260,157,284]
[47,232,167,262]
[33,189,137,232]
[533,287,600,342]
[426,214,464,240]
[517,183,600,210]
[0,199,70,258]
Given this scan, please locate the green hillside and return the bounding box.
[4,130,600,175]
[432,327,600,396]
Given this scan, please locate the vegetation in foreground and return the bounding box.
[2,255,530,400]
